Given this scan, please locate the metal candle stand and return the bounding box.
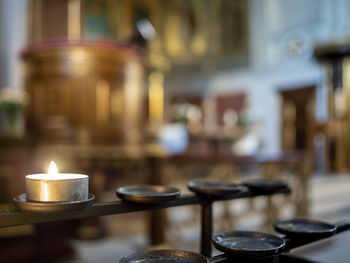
[209,224,350,263]
[209,220,350,263]
[3,180,346,263]
[0,183,290,258]
[201,200,213,257]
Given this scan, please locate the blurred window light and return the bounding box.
[158,123,188,155]
[136,18,156,41]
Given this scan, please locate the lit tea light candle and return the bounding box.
[26,161,88,202]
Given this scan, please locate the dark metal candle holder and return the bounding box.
[187,180,251,257]
[13,193,95,212]
[116,185,181,204]
[274,218,337,238]
[209,253,318,263]
[119,249,208,263]
[209,220,350,263]
[242,179,289,194]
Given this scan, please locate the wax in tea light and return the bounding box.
[26,161,88,202]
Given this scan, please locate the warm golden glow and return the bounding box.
[68,0,81,39]
[48,161,59,176]
[43,183,49,201]
[111,89,124,119]
[96,80,110,123]
[149,72,164,125]
[71,49,86,63]
[71,49,88,75]
[343,59,350,116]
[124,62,143,143]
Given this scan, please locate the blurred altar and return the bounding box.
[1,0,257,200]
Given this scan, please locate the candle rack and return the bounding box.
[209,222,350,263]
[0,186,290,258]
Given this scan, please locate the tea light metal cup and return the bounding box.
[25,161,88,202]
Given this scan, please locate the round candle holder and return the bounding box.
[13,193,95,212]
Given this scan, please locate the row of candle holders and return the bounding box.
[6,167,297,262]
[9,175,290,256]
[4,160,337,262]
[8,161,347,262]
[119,217,350,263]
[111,180,349,263]
[12,178,289,214]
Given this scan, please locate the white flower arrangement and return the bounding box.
[0,87,27,104]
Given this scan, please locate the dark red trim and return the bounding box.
[21,38,143,57]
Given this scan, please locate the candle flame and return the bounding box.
[48,161,59,176]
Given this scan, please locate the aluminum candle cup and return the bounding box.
[25,173,89,202]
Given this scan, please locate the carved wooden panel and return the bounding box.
[22,41,144,145]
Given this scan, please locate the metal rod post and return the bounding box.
[200,201,213,257]
[147,156,165,245]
